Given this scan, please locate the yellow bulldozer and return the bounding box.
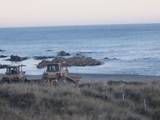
[42,63,80,86]
[2,65,26,83]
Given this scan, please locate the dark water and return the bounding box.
[0,24,160,75]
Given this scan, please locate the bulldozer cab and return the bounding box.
[46,63,61,72]
[6,66,21,75]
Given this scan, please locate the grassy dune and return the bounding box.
[0,80,160,120]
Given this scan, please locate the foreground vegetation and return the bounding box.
[0,80,160,120]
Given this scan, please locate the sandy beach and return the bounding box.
[1,72,160,81]
[4,73,159,81]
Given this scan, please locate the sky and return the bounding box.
[0,0,160,27]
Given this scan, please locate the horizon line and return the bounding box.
[0,22,160,29]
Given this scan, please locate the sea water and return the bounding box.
[0,24,160,75]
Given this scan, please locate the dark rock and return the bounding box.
[37,56,102,68]
[33,56,55,60]
[104,57,118,60]
[0,64,8,69]
[0,55,7,58]
[6,55,28,62]
[57,51,70,56]
[75,52,85,57]
[0,49,5,52]
[104,57,109,60]
[46,50,52,52]
[112,58,118,60]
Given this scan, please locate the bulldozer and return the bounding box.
[42,63,80,86]
[2,65,26,83]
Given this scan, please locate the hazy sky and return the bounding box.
[0,0,160,27]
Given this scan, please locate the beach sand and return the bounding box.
[1,73,160,82]
[24,73,160,81]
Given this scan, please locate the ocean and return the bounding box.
[0,24,160,75]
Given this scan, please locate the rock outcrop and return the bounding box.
[0,55,7,58]
[45,50,52,52]
[37,56,102,68]
[6,55,28,62]
[57,51,70,56]
[0,49,5,52]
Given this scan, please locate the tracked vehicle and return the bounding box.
[2,65,26,83]
[42,63,80,86]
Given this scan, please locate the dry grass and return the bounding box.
[0,80,160,120]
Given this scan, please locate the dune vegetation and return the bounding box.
[0,80,160,120]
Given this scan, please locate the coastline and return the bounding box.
[1,24,160,76]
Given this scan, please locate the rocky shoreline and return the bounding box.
[6,55,28,62]
[37,56,102,68]
[0,55,7,58]
[0,51,103,70]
